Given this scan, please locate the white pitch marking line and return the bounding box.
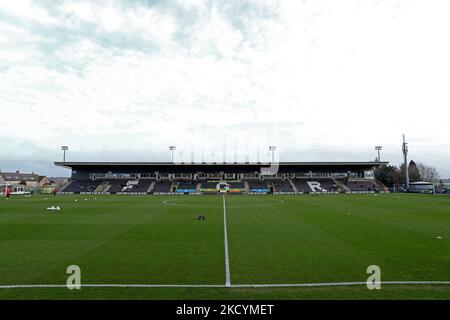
[231,281,450,288]
[1,281,450,289]
[0,284,226,289]
[223,194,231,288]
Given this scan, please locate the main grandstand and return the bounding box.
[55,161,387,194]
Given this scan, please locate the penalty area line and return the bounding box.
[1,281,450,289]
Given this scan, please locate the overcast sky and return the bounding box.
[1,0,449,177]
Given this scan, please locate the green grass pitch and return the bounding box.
[0,193,449,299]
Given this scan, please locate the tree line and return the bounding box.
[375,160,440,187]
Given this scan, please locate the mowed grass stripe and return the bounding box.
[227,195,377,283]
[72,197,224,284]
[0,193,449,299]
[226,194,450,284]
[0,197,168,284]
[0,195,225,285]
[282,195,450,281]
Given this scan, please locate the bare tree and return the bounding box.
[417,162,440,183]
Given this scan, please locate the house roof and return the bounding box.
[0,172,40,182]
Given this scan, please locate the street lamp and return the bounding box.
[375,146,382,162]
[169,146,176,162]
[61,146,69,162]
[269,146,277,163]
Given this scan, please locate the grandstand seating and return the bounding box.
[245,180,269,190]
[176,180,198,191]
[95,181,110,193]
[345,180,379,192]
[291,178,339,193]
[315,178,338,192]
[60,177,380,194]
[107,179,129,193]
[269,179,294,192]
[120,180,153,193]
[152,180,173,193]
[63,180,102,193]
[200,181,245,189]
[201,181,218,189]
[307,181,323,192]
[307,178,338,192]
[292,179,312,192]
[228,181,245,188]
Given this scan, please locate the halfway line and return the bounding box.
[223,194,231,287]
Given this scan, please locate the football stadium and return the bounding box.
[55,161,386,195]
[1,0,450,310]
[0,160,449,300]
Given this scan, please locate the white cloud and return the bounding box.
[97,3,124,32]
[187,6,244,58]
[59,1,177,45]
[54,39,113,66]
[125,7,177,46]
[0,0,57,25]
[1,0,450,176]
[61,2,96,23]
